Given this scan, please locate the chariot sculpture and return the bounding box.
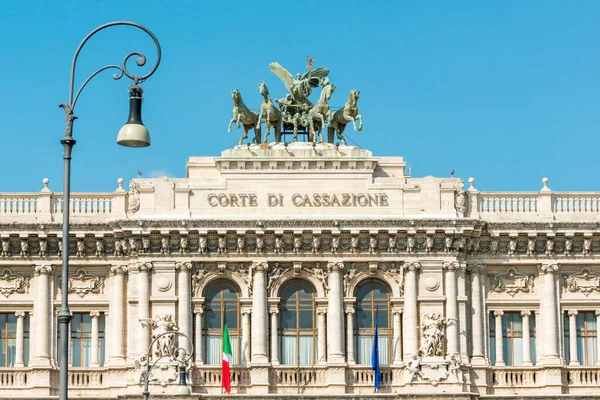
[228,57,363,145]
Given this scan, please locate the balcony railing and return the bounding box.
[0,368,29,387]
[492,367,540,387]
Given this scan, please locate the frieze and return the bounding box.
[564,267,600,296]
[0,268,29,297]
[490,267,534,297]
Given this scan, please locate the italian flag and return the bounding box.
[222,322,232,394]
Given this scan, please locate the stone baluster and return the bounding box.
[250,261,269,364]
[176,262,192,354]
[31,265,52,366]
[90,311,100,367]
[268,305,278,365]
[137,262,153,356]
[194,307,204,365]
[468,264,486,365]
[403,262,420,361]
[109,265,128,365]
[521,310,532,366]
[392,307,403,365]
[327,261,345,364]
[494,310,505,366]
[540,264,561,365]
[317,307,327,364]
[14,312,25,367]
[443,261,459,356]
[243,306,253,364]
[345,305,355,365]
[568,310,579,365]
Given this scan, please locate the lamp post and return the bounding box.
[141,331,194,400]
[58,21,161,400]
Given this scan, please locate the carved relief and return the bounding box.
[418,313,447,357]
[127,180,140,214]
[67,269,105,297]
[564,268,600,296]
[491,268,534,297]
[0,269,29,297]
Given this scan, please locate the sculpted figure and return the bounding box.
[369,236,378,254]
[268,264,284,290]
[142,237,150,254]
[331,235,339,254]
[191,269,206,297]
[180,236,188,255]
[20,239,29,258]
[351,236,359,254]
[114,240,123,257]
[237,236,245,254]
[283,111,308,142]
[161,236,169,255]
[490,239,498,255]
[407,236,415,254]
[95,239,104,257]
[418,313,447,357]
[311,264,329,292]
[508,238,517,256]
[327,89,362,144]
[307,84,335,143]
[269,61,329,108]
[565,238,573,256]
[228,89,261,145]
[584,238,592,256]
[274,236,283,254]
[388,235,397,254]
[294,236,302,254]
[1,239,9,257]
[256,236,264,254]
[199,236,207,254]
[218,236,227,254]
[445,236,454,253]
[257,82,282,143]
[145,315,179,358]
[128,180,140,214]
[546,238,554,255]
[343,268,357,296]
[122,239,131,256]
[454,181,467,216]
[426,236,434,254]
[58,240,63,257]
[406,356,422,382]
[129,237,139,256]
[312,235,321,254]
[527,238,536,256]
[39,239,47,257]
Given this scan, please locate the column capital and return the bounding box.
[521,310,531,317]
[251,261,269,272]
[317,307,327,315]
[404,262,421,272]
[34,265,53,275]
[568,310,579,317]
[596,310,600,317]
[133,262,153,272]
[194,306,204,315]
[242,307,253,315]
[175,262,192,271]
[110,265,129,275]
[493,310,504,317]
[345,306,355,315]
[15,311,25,318]
[327,261,344,272]
[467,264,485,274]
[442,261,459,271]
[540,263,559,274]
[90,311,100,318]
[392,307,403,315]
[268,305,278,315]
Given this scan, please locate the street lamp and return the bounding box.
[141,331,194,400]
[58,21,161,400]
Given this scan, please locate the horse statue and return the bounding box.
[256,82,282,143]
[307,84,335,143]
[227,89,260,145]
[327,89,362,145]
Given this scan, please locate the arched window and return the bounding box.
[203,280,240,365]
[279,280,316,365]
[355,279,392,365]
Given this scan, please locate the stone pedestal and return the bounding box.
[249,365,270,394]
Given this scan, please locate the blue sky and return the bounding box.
[0,1,599,192]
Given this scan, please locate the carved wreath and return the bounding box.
[491,268,534,297]
[564,267,600,296]
[0,269,29,298]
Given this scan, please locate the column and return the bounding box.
[90,311,100,367]
[346,305,355,365]
[402,262,420,361]
[243,306,253,364]
[468,264,486,365]
[137,262,152,356]
[443,262,459,356]
[250,261,269,364]
[540,264,560,365]
[14,311,25,367]
[327,261,345,364]
[568,310,579,365]
[31,265,52,366]
[392,307,403,365]
[596,311,600,365]
[109,265,127,365]
[268,305,278,365]
[176,262,192,354]
[494,311,505,366]
[456,264,469,360]
[317,307,327,364]
[521,310,532,366]
[194,308,204,365]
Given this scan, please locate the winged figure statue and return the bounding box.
[269,62,330,111]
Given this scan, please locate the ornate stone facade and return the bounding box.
[0,143,599,398]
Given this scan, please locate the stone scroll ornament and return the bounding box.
[564,267,600,296]
[66,269,104,298]
[491,267,534,297]
[0,269,29,298]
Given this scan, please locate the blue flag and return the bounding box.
[371,314,381,390]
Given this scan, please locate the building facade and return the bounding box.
[0,143,598,398]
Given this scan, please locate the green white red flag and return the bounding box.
[222,321,232,394]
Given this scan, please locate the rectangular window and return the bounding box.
[565,311,599,365]
[61,313,105,367]
[489,313,496,365]
[502,312,524,366]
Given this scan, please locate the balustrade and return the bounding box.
[0,368,29,387]
[492,367,539,387]
[68,368,105,387]
[191,366,249,388]
[568,367,600,385]
[271,366,328,387]
[0,195,39,215]
[347,366,393,386]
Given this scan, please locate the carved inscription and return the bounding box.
[207,192,389,207]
